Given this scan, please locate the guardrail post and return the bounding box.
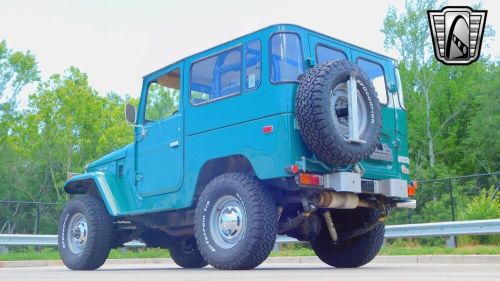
[446,236,456,248]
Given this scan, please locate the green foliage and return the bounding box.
[383,0,499,178]
[144,83,179,122]
[461,187,500,221]
[0,40,40,202]
[11,67,135,201]
[0,40,40,103]
[0,41,136,233]
[459,188,500,245]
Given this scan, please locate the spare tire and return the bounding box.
[296,60,381,165]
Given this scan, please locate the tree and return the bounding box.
[20,67,134,201]
[463,65,500,173]
[382,0,498,177]
[0,40,39,201]
[382,0,439,170]
[0,40,39,152]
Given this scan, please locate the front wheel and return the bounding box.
[58,194,113,270]
[194,173,277,270]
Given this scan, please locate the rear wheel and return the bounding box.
[169,236,208,268]
[58,194,113,270]
[194,173,277,270]
[311,208,384,268]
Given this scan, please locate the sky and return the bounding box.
[1,0,499,104]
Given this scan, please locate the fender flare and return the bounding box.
[64,172,120,216]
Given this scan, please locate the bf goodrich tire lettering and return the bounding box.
[194,173,277,270]
[58,194,113,270]
[296,60,382,165]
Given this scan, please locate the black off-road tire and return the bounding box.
[169,236,208,268]
[311,208,385,268]
[58,194,113,270]
[194,173,277,270]
[296,60,381,165]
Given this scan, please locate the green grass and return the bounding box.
[1,244,499,261]
[0,247,171,261]
[379,245,500,255]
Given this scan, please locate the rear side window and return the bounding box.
[270,33,304,82]
[190,47,242,105]
[357,59,388,104]
[245,40,261,90]
[316,45,347,63]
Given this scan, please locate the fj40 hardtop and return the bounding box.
[59,24,415,270]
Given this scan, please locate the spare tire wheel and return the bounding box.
[296,60,381,165]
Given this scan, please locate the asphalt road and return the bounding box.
[2,262,500,281]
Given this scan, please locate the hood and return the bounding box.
[87,144,131,169]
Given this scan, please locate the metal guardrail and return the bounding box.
[1,219,499,247]
[384,219,500,238]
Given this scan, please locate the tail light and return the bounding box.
[298,173,323,186]
[408,181,417,196]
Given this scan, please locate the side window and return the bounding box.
[245,40,261,90]
[270,33,304,82]
[144,69,180,122]
[190,47,242,105]
[316,45,347,64]
[357,59,388,105]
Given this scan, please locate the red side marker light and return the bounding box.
[285,164,299,174]
[262,125,273,134]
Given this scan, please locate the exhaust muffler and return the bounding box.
[313,191,377,209]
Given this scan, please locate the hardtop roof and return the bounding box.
[144,24,396,80]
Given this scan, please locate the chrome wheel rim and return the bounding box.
[209,195,246,249]
[66,213,88,255]
[330,83,368,140]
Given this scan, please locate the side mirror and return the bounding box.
[125,103,136,124]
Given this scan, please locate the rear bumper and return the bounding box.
[322,172,409,198]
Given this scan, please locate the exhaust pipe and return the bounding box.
[313,191,377,209]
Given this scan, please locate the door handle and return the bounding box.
[169,140,179,148]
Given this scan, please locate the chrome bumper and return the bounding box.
[323,172,409,198]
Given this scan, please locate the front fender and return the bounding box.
[64,172,121,216]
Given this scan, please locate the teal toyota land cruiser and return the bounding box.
[59,24,415,270]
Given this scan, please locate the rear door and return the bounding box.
[351,50,399,178]
[308,35,399,178]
